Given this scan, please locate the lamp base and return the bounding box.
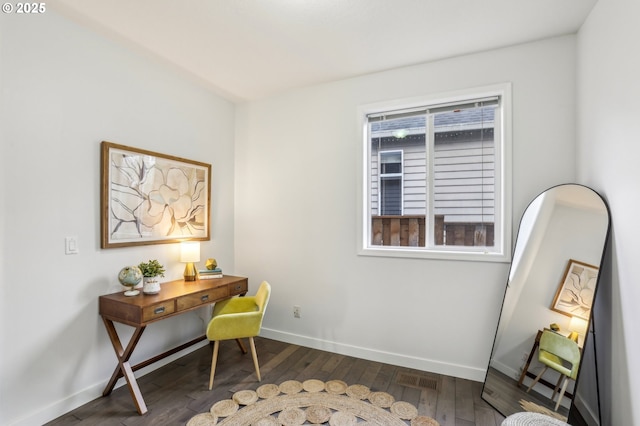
[184,262,197,281]
[568,331,579,343]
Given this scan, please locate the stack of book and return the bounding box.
[198,268,223,280]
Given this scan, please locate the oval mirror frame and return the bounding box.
[482,184,610,424]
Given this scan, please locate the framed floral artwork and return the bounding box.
[101,141,211,248]
[550,259,599,320]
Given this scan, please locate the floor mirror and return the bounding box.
[482,184,610,425]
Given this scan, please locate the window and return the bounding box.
[359,84,511,261]
[379,151,403,215]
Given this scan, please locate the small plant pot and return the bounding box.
[143,277,161,294]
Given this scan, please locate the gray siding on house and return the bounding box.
[401,148,427,215]
[434,137,495,223]
[370,107,495,224]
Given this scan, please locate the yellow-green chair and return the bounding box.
[526,330,581,411]
[205,281,271,389]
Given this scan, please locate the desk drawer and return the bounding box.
[229,280,248,296]
[177,286,228,311]
[142,301,175,322]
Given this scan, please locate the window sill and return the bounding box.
[358,246,511,263]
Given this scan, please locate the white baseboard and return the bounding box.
[260,328,486,382]
[9,340,210,426]
[489,359,521,380]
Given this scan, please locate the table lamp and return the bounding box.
[568,316,588,344]
[180,241,200,281]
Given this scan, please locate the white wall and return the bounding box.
[577,0,640,424]
[235,36,578,382]
[0,11,236,426]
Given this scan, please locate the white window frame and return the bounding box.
[357,83,512,262]
[378,150,404,216]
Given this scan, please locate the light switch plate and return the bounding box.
[65,236,79,255]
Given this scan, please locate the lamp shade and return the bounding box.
[180,241,201,263]
[569,316,588,335]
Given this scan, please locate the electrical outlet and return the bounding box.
[293,305,301,318]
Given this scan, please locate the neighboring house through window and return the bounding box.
[359,84,511,261]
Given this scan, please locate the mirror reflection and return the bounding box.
[482,184,609,424]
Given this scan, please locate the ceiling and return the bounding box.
[52,0,598,101]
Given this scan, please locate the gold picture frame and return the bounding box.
[550,259,599,320]
[101,141,211,248]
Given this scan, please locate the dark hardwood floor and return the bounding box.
[482,367,569,420]
[46,337,505,425]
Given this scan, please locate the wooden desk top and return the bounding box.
[99,275,248,326]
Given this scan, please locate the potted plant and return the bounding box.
[138,259,166,294]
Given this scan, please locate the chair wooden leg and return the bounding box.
[554,377,570,411]
[551,373,564,401]
[236,338,248,354]
[209,341,220,390]
[249,337,261,382]
[527,366,547,392]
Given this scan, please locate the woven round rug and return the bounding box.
[233,390,259,406]
[518,399,569,423]
[279,380,304,394]
[502,411,570,426]
[368,391,395,408]
[302,379,325,393]
[346,384,370,400]
[257,383,281,399]
[210,399,238,417]
[188,379,441,425]
[325,380,348,395]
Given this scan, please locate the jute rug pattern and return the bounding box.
[188,379,441,425]
[518,399,569,423]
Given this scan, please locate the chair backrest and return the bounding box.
[540,330,581,377]
[255,281,271,315]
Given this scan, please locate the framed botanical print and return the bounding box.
[551,259,599,320]
[101,141,211,248]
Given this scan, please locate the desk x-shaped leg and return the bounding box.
[101,317,148,414]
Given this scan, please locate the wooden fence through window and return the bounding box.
[371,215,493,247]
